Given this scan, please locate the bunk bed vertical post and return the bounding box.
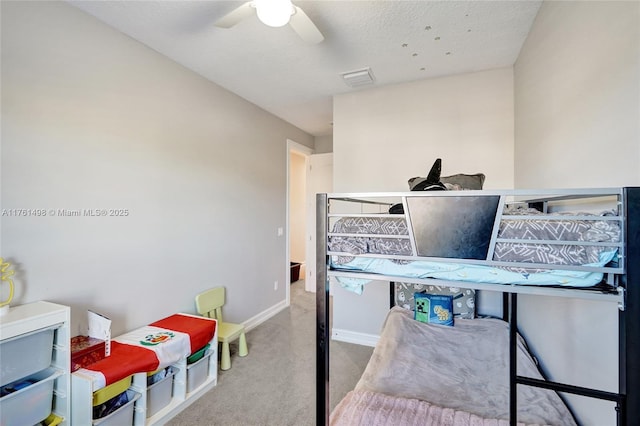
[390,281,396,309]
[508,292,518,426]
[316,193,330,426]
[502,293,509,322]
[622,187,640,425]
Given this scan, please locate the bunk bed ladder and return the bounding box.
[506,188,635,426]
[508,292,627,426]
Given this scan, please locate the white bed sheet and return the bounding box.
[331,252,615,295]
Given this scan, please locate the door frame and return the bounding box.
[304,152,333,293]
[286,139,313,305]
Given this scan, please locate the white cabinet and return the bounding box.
[72,330,218,425]
[0,301,71,425]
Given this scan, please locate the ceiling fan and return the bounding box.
[215,0,324,44]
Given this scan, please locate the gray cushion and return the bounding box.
[440,173,486,190]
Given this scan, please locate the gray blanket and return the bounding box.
[354,308,576,426]
[331,390,546,426]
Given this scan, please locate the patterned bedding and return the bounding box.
[340,308,577,426]
[328,207,620,292]
[494,206,620,272]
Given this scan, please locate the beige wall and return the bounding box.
[313,135,333,154]
[0,1,313,336]
[515,1,640,188]
[289,151,306,266]
[514,2,639,424]
[332,68,515,335]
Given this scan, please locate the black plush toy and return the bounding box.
[389,158,446,214]
[407,158,447,191]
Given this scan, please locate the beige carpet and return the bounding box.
[167,280,374,426]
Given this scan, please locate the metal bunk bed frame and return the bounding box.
[316,187,639,426]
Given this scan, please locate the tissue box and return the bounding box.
[71,336,106,372]
[88,310,112,356]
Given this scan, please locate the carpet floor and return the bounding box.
[167,281,373,426]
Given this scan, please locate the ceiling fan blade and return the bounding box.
[215,2,255,29]
[289,5,324,44]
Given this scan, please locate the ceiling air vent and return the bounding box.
[340,67,375,88]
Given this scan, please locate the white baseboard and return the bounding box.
[242,299,288,332]
[331,328,379,347]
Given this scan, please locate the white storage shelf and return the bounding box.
[72,329,218,426]
[0,301,71,426]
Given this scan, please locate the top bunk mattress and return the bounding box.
[328,202,621,293]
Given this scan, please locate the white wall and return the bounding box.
[334,68,515,193]
[332,68,515,335]
[0,1,313,336]
[514,2,639,424]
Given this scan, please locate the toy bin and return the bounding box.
[92,375,132,406]
[146,366,178,418]
[186,350,211,393]
[44,413,64,426]
[92,390,140,426]
[0,367,63,426]
[187,344,210,364]
[0,325,56,387]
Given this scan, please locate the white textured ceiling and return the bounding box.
[69,0,542,136]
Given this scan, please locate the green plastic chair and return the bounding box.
[195,287,248,370]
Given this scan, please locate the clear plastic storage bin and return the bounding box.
[146,366,177,418]
[92,390,140,426]
[186,351,210,393]
[0,367,63,426]
[0,326,55,386]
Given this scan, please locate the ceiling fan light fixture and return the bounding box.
[255,0,293,28]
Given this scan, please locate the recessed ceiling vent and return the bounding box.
[340,67,375,88]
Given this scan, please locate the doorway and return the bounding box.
[287,140,312,305]
[303,152,333,293]
[286,140,334,299]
